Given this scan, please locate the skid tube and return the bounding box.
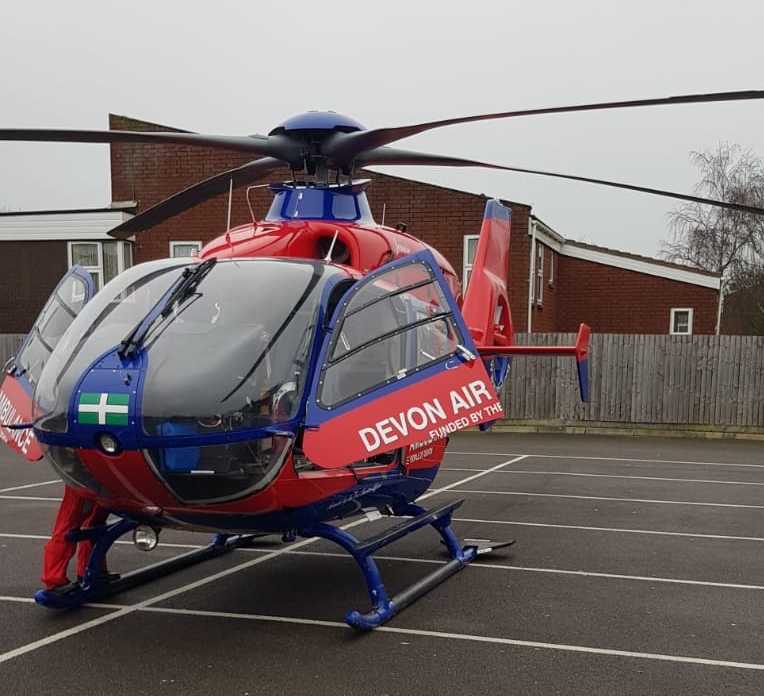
[299,498,513,631]
[35,518,263,609]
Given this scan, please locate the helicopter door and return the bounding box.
[303,250,504,469]
[0,266,94,461]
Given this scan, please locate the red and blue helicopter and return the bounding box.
[1,90,763,630]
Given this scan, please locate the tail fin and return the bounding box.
[461,199,590,404]
[461,199,513,349]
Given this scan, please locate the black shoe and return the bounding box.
[76,571,121,584]
[45,580,80,596]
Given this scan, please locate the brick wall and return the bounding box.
[555,255,718,334]
[0,241,68,333]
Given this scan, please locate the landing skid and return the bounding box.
[34,501,513,630]
[34,519,264,609]
[299,498,514,631]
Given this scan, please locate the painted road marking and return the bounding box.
[0,456,526,664]
[0,480,60,494]
[449,468,764,487]
[455,489,764,509]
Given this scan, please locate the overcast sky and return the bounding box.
[1,0,762,258]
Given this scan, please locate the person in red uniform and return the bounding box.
[41,485,115,593]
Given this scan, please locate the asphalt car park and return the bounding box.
[2,431,764,695]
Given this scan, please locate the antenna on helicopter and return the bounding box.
[245,184,273,223]
[226,178,234,232]
[323,230,340,263]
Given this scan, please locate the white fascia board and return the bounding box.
[530,224,564,253]
[527,218,718,290]
[0,211,133,241]
[561,244,721,289]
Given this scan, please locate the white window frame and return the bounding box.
[462,235,479,290]
[68,241,103,290]
[670,308,693,335]
[170,240,202,258]
[68,241,132,293]
[536,245,544,306]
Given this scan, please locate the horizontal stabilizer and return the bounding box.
[479,323,591,402]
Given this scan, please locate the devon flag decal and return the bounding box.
[77,393,130,426]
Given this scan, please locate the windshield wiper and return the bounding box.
[119,258,217,360]
[157,257,217,319]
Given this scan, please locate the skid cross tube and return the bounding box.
[35,519,262,609]
[301,498,477,631]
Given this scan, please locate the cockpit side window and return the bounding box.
[317,261,463,409]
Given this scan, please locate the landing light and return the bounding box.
[98,433,122,455]
[133,525,159,551]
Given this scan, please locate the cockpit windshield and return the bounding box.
[33,258,339,438]
[139,259,328,436]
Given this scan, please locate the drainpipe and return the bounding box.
[527,217,537,332]
[715,275,726,335]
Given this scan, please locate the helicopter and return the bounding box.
[1,89,764,631]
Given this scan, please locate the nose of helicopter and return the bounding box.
[29,256,350,507]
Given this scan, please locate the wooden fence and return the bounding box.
[506,333,764,430]
[1,332,762,431]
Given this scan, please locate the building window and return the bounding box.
[170,241,202,258]
[536,245,544,306]
[68,241,132,292]
[670,308,693,335]
[463,235,479,290]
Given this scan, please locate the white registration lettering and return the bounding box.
[357,398,448,453]
[468,380,492,405]
[376,418,397,445]
[449,390,471,414]
[359,427,381,452]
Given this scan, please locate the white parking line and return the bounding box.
[0,531,339,665]
[258,548,764,592]
[0,532,206,549]
[419,455,527,499]
[4,535,764,598]
[0,495,62,502]
[456,489,764,509]
[2,592,763,671]
[0,456,526,664]
[78,603,764,672]
[447,452,764,470]
[0,480,60,494]
[455,518,764,543]
[449,469,764,487]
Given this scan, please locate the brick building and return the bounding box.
[0,113,721,336]
[0,207,133,333]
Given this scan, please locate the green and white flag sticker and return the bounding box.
[77,393,130,426]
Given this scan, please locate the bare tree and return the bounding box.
[662,143,764,333]
[663,143,764,273]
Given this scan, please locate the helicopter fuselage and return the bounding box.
[19,179,489,536]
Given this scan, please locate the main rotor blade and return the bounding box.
[357,147,764,217]
[0,128,288,158]
[326,89,764,161]
[109,157,282,238]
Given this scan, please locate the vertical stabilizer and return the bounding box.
[461,199,513,349]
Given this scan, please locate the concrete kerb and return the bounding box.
[489,421,764,442]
